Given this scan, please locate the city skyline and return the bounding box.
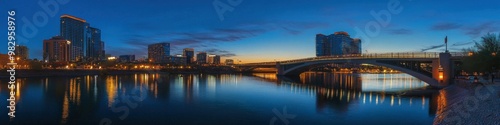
[1,0,499,63]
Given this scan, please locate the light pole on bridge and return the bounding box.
[445,36,449,53]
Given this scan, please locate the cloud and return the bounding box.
[202,48,237,57]
[420,44,445,52]
[388,28,412,35]
[431,22,462,31]
[278,22,330,35]
[110,21,328,56]
[429,22,500,38]
[170,28,267,42]
[168,39,202,46]
[437,48,465,52]
[419,38,475,52]
[451,42,474,46]
[462,22,500,38]
[122,21,327,46]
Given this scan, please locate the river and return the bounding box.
[0,72,438,124]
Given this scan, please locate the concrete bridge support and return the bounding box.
[276,62,285,76]
[435,52,452,87]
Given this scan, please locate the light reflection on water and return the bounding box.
[1,73,441,125]
[254,72,431,109]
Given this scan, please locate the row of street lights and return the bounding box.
[468,52,498,56]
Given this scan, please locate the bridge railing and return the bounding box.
[239,52,468,65]
[362,52,438,58]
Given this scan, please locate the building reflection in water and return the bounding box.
[252,72,441,115]
[0,73,210,124]
[16,79,22,103]
[0,79,25,101]
[0,72,446,124]
[184,74,194,103]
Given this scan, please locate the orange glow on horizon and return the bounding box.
[227,56,310,64]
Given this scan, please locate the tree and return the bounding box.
[462,33,500,73]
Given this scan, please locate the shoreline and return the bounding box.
[0,69,276,78]
[433,79,500,125]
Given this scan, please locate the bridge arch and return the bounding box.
[277,59,441,87]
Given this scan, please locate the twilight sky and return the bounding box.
[1,0,499,63]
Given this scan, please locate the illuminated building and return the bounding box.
[60,14,104,61]
[148,42,170,63]
[183,48,195,64]
[119,55,135,62]
[169,55,186,65]
[213,55,221,64]
[352,38,362,54]
[316,34,328,56]
[89,27,104,61]
[43,36,71,62]
[316,31,362,57]
[14,45,29,60]
[207,55,221,64]
[196,52,207,64]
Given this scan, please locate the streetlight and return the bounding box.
[492,52,497,56]
[468,52,474,56]
[438,65,444,83]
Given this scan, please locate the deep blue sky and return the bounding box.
[1,0,499,62]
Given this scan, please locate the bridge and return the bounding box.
[236,52,467,88]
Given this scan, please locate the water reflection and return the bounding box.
[1,73,444,124]
[253,72,438,115]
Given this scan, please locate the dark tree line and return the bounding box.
[461,33,500,73]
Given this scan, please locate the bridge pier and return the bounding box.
[434,52,452,87]
[276,62,284,76]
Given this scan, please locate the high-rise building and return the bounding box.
[88,27,103,61]
[213,55,221,64]
[316,34,328,57]
[208,55,214,64]
[101,41,106,60]
[14,45,29,60]
[329,31,351,56]
[352,38,362,54]
[207,55,221,64]
[60,14,104,61]
[60,14,88,61]
[119,55,135,62]
[316,31,362,57]
[196,52,207,64]
[43,36,71,62]
[183,48,194,64]
[148,42,170,63]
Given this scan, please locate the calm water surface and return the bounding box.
[1,72,439,125]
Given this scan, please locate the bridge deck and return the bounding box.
[239,52,467,66]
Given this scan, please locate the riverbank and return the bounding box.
[433,78,500,125]
[0,69,161,78]
[0,69,267,78]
